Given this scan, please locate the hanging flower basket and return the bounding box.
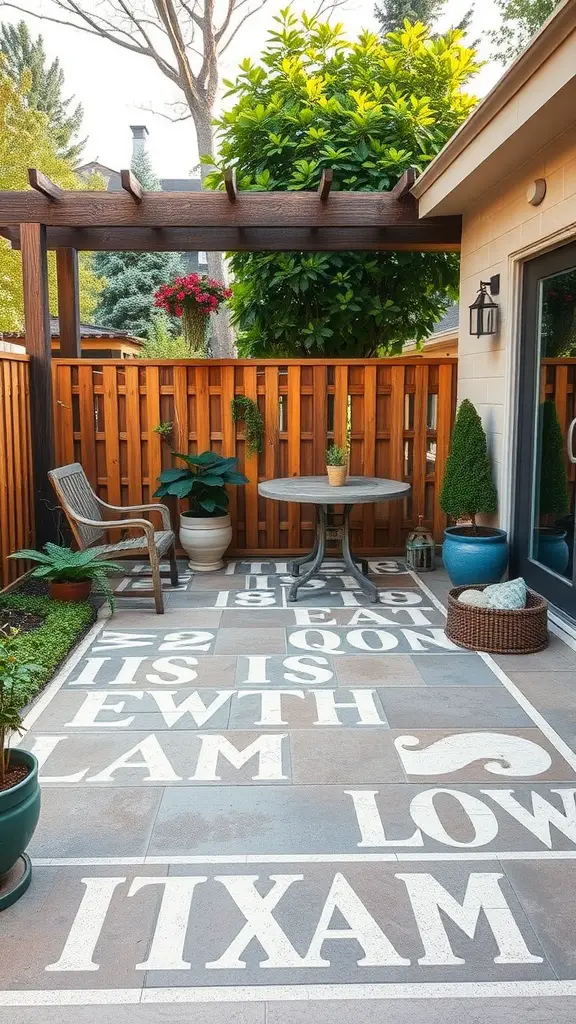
[154,274,232,356]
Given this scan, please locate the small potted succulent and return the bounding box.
[155,450,248,570]
[153,273,232,357]
[326,444,348,487]
[10,544,120,610]
[0,628,41,910]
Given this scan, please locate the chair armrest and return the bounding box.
[70,512,155,544]
[96,497,172,530]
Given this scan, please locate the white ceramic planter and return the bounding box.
[179,513,232,571]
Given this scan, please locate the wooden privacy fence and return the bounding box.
[0,353,35,588]
[542,357,576,490]
[52,358,457,557]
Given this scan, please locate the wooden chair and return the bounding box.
[49,462,178,613]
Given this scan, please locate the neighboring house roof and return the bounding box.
[430,303,459,337]
[76,161,121,178]
[1,317,141,342]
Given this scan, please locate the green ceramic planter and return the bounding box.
[0,749,40,908]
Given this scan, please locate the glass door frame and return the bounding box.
[512,240,576,618]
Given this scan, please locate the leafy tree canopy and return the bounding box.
[0,56,102,334]
[375,0,446,34]
[490,0,560,64]
[0,20,85,162]
[93,148,184,337]
[205,10,481,357]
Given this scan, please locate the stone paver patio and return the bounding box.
[4,558,576,1024]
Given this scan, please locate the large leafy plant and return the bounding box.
[0,628,40,788]
[10,543,121,611]
[205,11,481,357]
[155,451,248,517]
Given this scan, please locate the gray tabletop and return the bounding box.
[258,475,411,505]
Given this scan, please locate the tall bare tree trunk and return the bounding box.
[195,108,235,358]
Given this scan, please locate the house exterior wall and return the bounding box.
[457,123,576,527]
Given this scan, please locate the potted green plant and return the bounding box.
[326,444,348,487]
[10,544,121,610]
[440,399,507,585]
[536,400,571,573]
[0,628,41,910]
[155,451,248,570]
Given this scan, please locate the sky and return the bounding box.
[1,0,503,178]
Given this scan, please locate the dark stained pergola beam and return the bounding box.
[318,168,333,202]
[224,167,237,202]
[390,167,419,200]
[2,222,462,252]
[0,189,429,228]
[27,169,63,201]
[120,169,143,203]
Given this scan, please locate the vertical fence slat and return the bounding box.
[221,365,237,550]
[265,366,280,549]
[0,364,10,584]
[287,365,302,549]
[0,356,34,587]
[388,365,406,550]
[433,362,454,542]
[362,365,377,547]
[19,361,33,553]
[312,365,328,475]
[244,366,259,549]
[78,364,97,487]
[173,365,189,456]
[195,365,210,452]
[412,364,428,527]
[11,361,24,554]
[145,366,162,505]
[102,365,121,507]
[54,362,74,467]
[333,365,348,447]
[125,365,143,506]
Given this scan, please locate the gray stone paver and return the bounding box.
[5,560,576,1020]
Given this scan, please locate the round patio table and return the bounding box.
[258,476,411,603]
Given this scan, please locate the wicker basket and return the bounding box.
[446,585,549,654]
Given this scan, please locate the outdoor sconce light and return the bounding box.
[469,275,500,338]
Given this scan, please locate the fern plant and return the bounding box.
[10,544,121,611]
[231,396,264,456]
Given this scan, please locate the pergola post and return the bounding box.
[56,247,81,357]
[20,222,56,545]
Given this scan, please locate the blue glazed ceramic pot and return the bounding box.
[442,527,509,586]
[535,528,570,574]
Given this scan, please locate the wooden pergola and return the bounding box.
[0,167,461,541]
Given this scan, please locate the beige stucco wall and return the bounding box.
[457,123,576,525]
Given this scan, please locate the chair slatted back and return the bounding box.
[49,463,104,547]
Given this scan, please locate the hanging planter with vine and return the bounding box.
[231,395,264,457]
[153,273,232,356]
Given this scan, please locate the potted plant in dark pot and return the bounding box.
[535,401,571,573]
[10,544,120,610]
[440,399,507,585]
[0,629,41,910]
[155,451,248,571]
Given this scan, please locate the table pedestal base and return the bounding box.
[288,505,378,603]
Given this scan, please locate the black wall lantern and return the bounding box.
[469,274,500,337]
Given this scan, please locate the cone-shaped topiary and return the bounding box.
[440,399,498,531]
[539,401,570,518]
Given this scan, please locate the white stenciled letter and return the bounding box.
[29,736,88,782]
[346,790,422,847]
[236,690,305,726]
[129,876,207,970]
[410,789,499,849]
[398,872,543,965]
[146,657,199,686]
[484,788,576,848]
[65,691,143,728]
[302,872,410,966]
[312,690,385,726]
[190,734,287,781]
[148,690,234,727]
[88,734,182,782]
[206,874,305,968]
[46,877,125,971]
[282,656,333,685]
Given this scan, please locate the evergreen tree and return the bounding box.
[490,0,560,63]
[440,399,498,528]
[0,21,85,162]
[93,150,183,337]
[539,401,569,518]
[374,0,446,33]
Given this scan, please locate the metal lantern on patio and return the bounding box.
[406,516,435,572]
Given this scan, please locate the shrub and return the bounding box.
[440,399,498,530]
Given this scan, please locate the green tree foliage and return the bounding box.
[140,311,195,358]
[490,0,560,63]
[0,56,102,333]
[440,399,498,527]
[205,12,480,357]
[93,151,183,337]
[0,20,85,162]
[538,401,569,518]
[375,0,445,34]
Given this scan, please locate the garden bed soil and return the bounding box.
[0,608,44,634]
[0,762,30,793]
[451,526,502,537]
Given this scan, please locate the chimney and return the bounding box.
[130,125,149,161]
